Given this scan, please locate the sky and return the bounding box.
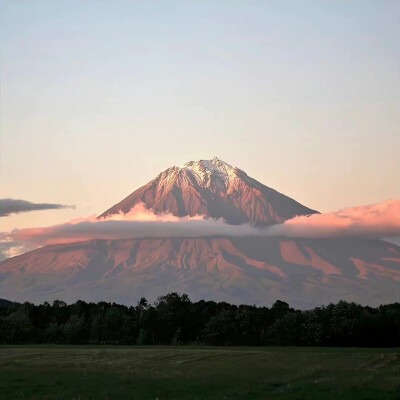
[1,0,399,232]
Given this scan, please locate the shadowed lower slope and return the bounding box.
[1,236,399,307]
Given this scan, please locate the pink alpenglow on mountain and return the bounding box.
[99,157,318,225]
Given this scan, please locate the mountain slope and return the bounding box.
[1,237,399,307]
[99,157,318,225]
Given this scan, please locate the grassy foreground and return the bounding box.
[0,346,399,400]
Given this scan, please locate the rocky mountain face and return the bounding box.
[99,157,318,225]
[1,158,399,307]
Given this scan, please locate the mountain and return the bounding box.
[1,157,399,307]
[0,237,399,307]
[99,157,318,225]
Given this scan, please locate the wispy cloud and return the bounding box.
[0,199,74,217]
[0,233,35,262]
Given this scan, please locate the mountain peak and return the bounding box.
[181,156,233,170]
[99,157,318,224]
[178,157,239,191]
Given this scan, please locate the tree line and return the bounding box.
[1,293,399,347]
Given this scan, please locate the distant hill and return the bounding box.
[0,298,18,307]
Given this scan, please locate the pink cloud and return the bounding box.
[1,200,399,259]
[268,199,400,239]
[7,203,255,247]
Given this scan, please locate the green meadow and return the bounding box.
[0,346,399,400]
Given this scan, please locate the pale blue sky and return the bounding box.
[1,1,399,230]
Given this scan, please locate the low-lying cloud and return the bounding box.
[268,199,400,239]
[9,204,255,246]
[1,200,399,259]
[0,199,74,217]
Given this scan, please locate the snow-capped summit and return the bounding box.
[181,156,234,172]
[178,157,240,191]
[99,157,318,224]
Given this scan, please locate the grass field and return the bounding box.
[0,346,399,400]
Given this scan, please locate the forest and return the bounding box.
[1,293,400,347]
